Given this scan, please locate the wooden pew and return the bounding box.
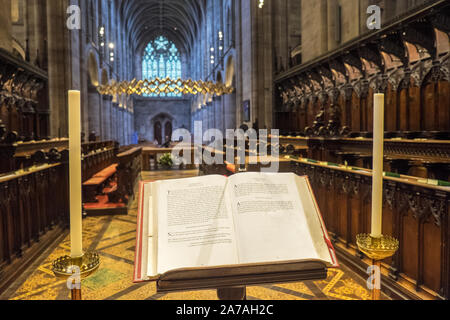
[107,147,142,205]
[288,159,450,300]
[277,135,450,180]
[82,164,118,203]
[0,159,69,295]
[83,147,142,216]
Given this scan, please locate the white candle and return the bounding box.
[371,93,385,238]
[68,90,83,257]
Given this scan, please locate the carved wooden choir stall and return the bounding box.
[271,3,450,300]
[0,49,141,294]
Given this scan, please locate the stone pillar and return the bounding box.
[208,103,214,131]
[0,0,12,51]
[123,112,127,145]
[224,92,237,130]
[301,0,328,63]
[215,97,223,133]
[120,109,125,146]
[112,103,119,142]
[46,0,69,137]
[202,107,207,135]
[327,0,339,52]
[102,95,112,140]
[88,85,101,139]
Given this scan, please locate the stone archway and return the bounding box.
[101,68,109,86]
[225,55,235,87]
[150,112,175,144]
[224,55,237,129]
[154,121,162,145]
[164,121,173,141]
[88,51,99,87]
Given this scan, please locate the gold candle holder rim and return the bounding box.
[52,251,100,279]
[356,234,399,261]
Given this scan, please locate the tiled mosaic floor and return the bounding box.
[1,170,388,300]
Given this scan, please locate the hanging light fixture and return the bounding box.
[258,0,264,9]
[97,78,234,97]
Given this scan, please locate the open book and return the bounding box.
[134,172,338,291]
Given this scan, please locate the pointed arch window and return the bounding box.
[142,36,182,97]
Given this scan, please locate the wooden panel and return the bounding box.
[307,99,316,128]
[386,83,398,132]
[366,88,374,132]
[322,97,331,126]
[382,204,394,266]
[298,109,307,132]
[351,93,361,132]
[399,87,409,131]
[438,81,450,131]
[350,197,361,247]
[423,221,442,293]
[9,106,20,133]
[337,190,348,243]
[0,103,8,129]
[409,86,421,131]
[422,81,437,131]
[401,213,419,281]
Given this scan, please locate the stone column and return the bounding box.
[102,95,112,140]
[0,0,12,51]
[224,92,237,130]
[215,97,223,133]
[327,0,339,52]
[301,0,328,63]
[120,109,125,146]
[123,111,127,145]
[112,103,119,142]
[202,107,207,135]
[47,0,69,137]
[208,103,214,131]
[88,85,101,139]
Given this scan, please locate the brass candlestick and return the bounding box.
[356,234,399,300]
[52,252,100,300]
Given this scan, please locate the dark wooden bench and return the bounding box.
[82,164,118,203]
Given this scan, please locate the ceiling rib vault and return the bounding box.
[118,0,206,55]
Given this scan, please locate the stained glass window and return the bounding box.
[142,36,182,97]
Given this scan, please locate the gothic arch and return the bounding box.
[216,71,223,84]
[88,51,99,87]
[101,68,109,86]
[225,55,235,87]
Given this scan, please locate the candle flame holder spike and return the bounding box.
[356,234,399,300]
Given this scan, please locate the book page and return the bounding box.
[156,175,238,275]
[295,176,336,266]
[227,172,326,265]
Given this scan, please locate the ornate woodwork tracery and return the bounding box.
[0,49,48,141]
[275,3,450,138]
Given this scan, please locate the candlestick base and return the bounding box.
[356,234,399,300]
[52,251,100,279]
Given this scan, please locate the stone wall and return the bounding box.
[134,98,191,143]
[300,0,431,63]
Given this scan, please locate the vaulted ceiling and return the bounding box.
[118,0,206,55]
